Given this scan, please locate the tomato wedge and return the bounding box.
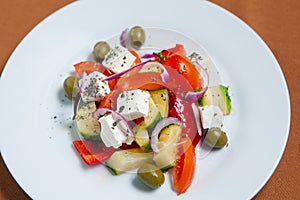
[129,49,141,65]
[98,91,113,109]
[172,136,196,195]
[154,50,202,90]
[73,140,115,165]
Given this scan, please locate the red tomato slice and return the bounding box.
[160,53,202,90]
[119,141,140,150]
[74,61,113,76]
[73,140,141,166]
[129,49,141,65]
[172,136,196,195]
[167,44,186,55]
[98,91,113,109]
[73,140,115,165]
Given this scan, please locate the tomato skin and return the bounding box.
[154,45,202,90]
[98,91,113,109]
[73,139,145,165]
[119,141,140,150]
[160,53,202,90]
[73,140,115,165]
[167,44,186,55]
[168,94,201,147]
[74,61,112,76]
[172,136,196,195]
[129,49,141,65]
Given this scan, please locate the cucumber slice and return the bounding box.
[199,85,231,115]
[133,96,162,151]
[149,89,169,118]
[143,97,161,130]
[105,148,153,175]
[74,102,100,141]
[153,124,182,171]
[133,123,151,152]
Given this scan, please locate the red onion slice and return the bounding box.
[191,103,203,137]
[72,72,86,119]
[150,117,183,153]
[184,88,207,102]
[101,60,151,82]
[72,92,81,120]
[139,62,170,83]
[184,61,209,102]
[141,53,155,59]
[160,68,169,82]
[194,61,209,87]
[120,28,128,48]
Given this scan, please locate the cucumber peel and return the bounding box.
[75,102,101,141]
[199,85,231,115]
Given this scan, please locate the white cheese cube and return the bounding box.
[199,105,224,129]
[116,89,150,121]
[79,71,110,103]
[102,45,136,73]
[99,113,132,148]
[104,45,127,64]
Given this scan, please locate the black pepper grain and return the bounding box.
[119,106,125,113]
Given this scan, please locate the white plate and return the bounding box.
[0,0,290,199]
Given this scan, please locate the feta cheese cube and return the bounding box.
[79,71,110,103]
[99,113,133,148]
[199,105,224,129]
[102,45,136,73]
[116,89,150,121]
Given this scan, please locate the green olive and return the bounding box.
[204,127,228,148]
[63,76,78,100]
[93,41,110,62]
[137,163,165,189]
[129,26,145,49]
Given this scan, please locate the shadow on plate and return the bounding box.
[132,176,156,193]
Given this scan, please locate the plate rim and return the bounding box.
[0,0,291,199]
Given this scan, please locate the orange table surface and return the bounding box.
[0,0,299,199]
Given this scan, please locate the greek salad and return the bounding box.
[63,26,232,195]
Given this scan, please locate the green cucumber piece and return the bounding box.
[199,85,231,115]
[75,102,100,141]
[149,89,169,118]
[133,123,151,152]
[133,96,162,151]
[143,97,162,130]
[153,124,182,171]
[105,148,153,175]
